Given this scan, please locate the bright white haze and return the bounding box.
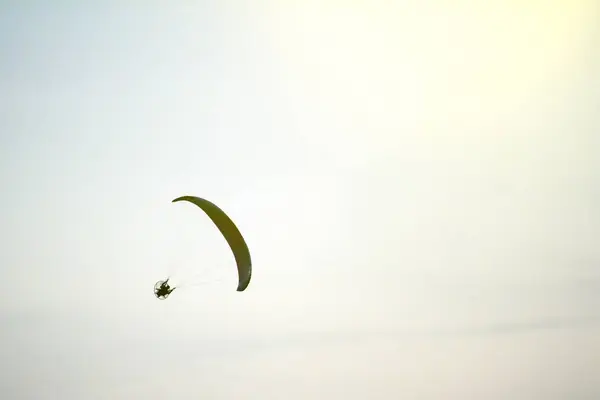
[1,1,599,399]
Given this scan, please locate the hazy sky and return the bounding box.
[1,1,599,399]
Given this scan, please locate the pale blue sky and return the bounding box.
[1,2,599,399]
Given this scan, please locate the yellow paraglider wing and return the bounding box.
[172,196,252,291]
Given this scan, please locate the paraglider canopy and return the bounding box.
[172,196,252,292]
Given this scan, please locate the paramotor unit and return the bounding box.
[154,279,176,300]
